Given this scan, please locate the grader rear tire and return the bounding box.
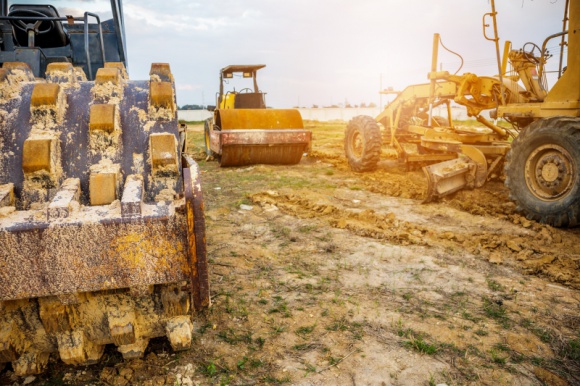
[345,115,381,172]
[506,116,580,227]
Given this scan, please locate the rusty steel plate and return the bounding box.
[0,203,191,301]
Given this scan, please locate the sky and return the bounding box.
[22,0,570,108]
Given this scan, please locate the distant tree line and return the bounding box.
[180,102,378,110]
[179,104,206,110]
[293,102,377,109]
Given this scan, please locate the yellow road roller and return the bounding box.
[205,64,311,167]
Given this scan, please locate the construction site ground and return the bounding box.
[2,121,579,386]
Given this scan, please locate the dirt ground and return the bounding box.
[2,121,579,386]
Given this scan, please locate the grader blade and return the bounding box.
[423,157,476,202]
[423,144,489,202]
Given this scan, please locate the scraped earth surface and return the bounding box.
[1,121,579,385]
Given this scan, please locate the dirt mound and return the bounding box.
[251,187,580,289]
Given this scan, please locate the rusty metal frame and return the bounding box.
[182,156,210,311]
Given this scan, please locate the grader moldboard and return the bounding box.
[0,0,209,376]
[345,0,580,227]
[204,64,311,166]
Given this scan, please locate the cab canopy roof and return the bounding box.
[221,64,266,76]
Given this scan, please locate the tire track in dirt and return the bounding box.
[251,189,580,289]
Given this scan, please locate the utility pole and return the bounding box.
[380,73,383,111]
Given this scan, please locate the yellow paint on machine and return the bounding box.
[215,108,304,130]
[111,231,189,273]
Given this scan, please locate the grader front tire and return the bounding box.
[345,115,381,172]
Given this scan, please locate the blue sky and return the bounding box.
[36,0,570,108]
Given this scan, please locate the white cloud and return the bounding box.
[114,0,570,107]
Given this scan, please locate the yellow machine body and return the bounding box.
[220,92,237,110]
[344,0,580,227]
[205,64,311,167]
[0,3,209,376]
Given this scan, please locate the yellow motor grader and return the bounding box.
[205,64,311,166]
[0,0,209,376]
[345,0,579,227]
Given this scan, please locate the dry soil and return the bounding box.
[1,121,579,386]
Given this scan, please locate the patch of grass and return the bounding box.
[489,348,507,365]
[486,278,505,292]
[461,310,481,323]
[262,375,291,384]
[396,321,438,355]
[249,358,264,369]
[41,375,65,386]
[254,336,266,349]
[268,296,291,317]
[315,232,333,242]
[403,335,438,355]
[200,361,218,376]
[482,297,511,328]
[237,356,248,370]
[531,326,553,343]
[295,324,316,336]
[560,335,580,361]
[327,317,349,332]
[217,328,253,345]
[233,196,254,208]
[298,225,317,233]
[301,362,317,375]
[439,342,466,356]
[326,316,364,340]
[428,373,436,386]
[519,317,556,344]
[519,317,533,328]
[270,324,287,336]
[271,225,292,238]
[474,328,489,336]
[493,342,511,352]
[197,322,213,334]
[327,355,341,366]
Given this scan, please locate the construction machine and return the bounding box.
[0,0,209,376]
[345,0,579,227]
[204,64,311,166]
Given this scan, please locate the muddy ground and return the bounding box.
[2,121,579,386]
